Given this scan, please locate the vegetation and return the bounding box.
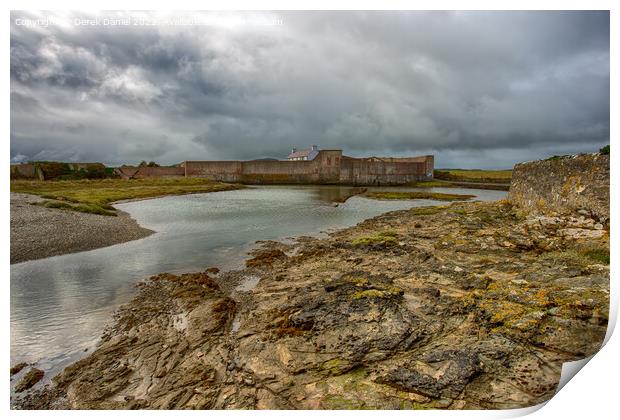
[545,155,571,161]
[539,245,610,266]
[13,161,111,180]
[11,178,243,216]
[364,191,475,201]
[138,161,161,167]
[405,180,455,188]
[34,200,117,216]
[434,169,512,183]
[351,230,399,247]
[600,145,610,155]
[410,206,446,216]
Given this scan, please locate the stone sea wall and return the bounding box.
[508,153,610,223]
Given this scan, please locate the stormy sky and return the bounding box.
[10,11,609,169]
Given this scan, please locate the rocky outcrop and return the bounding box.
[15,199,609,410]
[508,153,609,224]
[15,368,44,393]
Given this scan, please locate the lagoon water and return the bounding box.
[10,185,506,381]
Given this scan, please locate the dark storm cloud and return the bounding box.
[10,10,609,168]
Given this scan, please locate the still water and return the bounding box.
[10,185,505,379]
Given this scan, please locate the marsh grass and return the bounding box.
[410,206,445,216]
[434,169,512,183]
[351,230,399,247]
[12,178,243,216]
[405,180,455,188]
[540,245,610,266]
[35,200,117,216]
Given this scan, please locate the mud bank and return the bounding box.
[10,193,154,264]
[13,198,609,409]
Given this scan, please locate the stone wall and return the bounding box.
[133,166,185,178]
[340,157,427,185]
[11,162,107,180]
[10,164,37,179]
[115,166,185,179]
[508,153,610,223]
[182,151,433,185]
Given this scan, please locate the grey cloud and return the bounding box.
[10,10,609,168]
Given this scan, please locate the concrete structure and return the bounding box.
[183,149,434,185]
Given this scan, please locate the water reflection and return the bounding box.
[11,185,506,380]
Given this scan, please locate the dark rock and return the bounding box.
[379,350,482,399]
[10,362,28,376]
[14,368,45,393]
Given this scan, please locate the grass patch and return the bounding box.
[405,180,455,188]
[35,200,117,216]
[351,230,399,247]
[434,169,512,183]
[364,191,475,201]
[410,206,444,216]
[583,248,610,265]
[540,246,610,266]
[12,178,243,216]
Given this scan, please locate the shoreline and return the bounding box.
[10,183,499,265]
[10,185,246,265]
[12,199,609,409]
[10,193,155,265]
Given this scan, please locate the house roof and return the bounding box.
[287,148,313,159]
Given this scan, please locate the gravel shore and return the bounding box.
[10,193,154,264]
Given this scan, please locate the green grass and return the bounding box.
[35,200,117,216]
[351,230,399,247]
[434,169,512,183]
[364,191,475,201]
[12,178,243,216]
[539,246,610,266]
[583,248,610,265]
[410,206,445,216]
[405,180,455,188]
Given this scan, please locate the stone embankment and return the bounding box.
[509,153,609,224]
[13,154,609,409]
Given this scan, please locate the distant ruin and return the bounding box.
[12,148,434,186]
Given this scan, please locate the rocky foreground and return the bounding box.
[14,198,609,409]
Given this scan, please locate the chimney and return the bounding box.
[291,147,297,153]
[311,145,318,151]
